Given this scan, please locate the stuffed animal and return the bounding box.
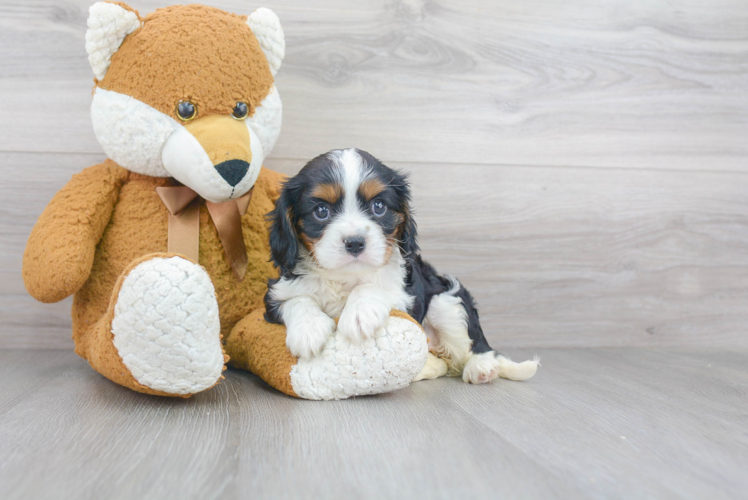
[22,2,427,400]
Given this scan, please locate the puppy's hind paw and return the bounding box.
[463,352,540,384]
[462,352,503,384]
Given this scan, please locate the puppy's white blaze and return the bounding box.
[337,148,371,215]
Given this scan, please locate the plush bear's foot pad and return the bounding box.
[111,256,224,395]
[290,315,429,400]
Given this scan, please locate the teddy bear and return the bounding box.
[22,2,428,400]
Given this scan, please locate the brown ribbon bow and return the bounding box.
[156,186,254,281]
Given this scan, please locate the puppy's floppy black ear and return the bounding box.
[267,179,302,277]
[392,170,419,258]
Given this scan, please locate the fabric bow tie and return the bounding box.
[156,186,254,281]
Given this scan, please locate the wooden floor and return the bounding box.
[1,348,746,500]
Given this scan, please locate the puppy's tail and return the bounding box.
[497,354,540,381]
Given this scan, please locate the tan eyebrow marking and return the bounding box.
[358,179,386,201]
[310,183,343,204]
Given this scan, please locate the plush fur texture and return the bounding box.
[265,148,539,384]
[87,3,281,202]
[98,4,274,119]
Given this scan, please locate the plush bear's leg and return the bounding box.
[82,253,227,397]
[226,309,429,400]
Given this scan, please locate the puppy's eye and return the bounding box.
[371,200,387,217]
[232,102,249,120]
[313,205,330,221]
[176,100,197,121]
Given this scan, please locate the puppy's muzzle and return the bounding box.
[344,236,366,256]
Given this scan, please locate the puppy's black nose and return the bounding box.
[344,236,366,256]
[215,159,249,187]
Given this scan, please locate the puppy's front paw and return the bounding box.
[337,300,390,344]
[285,314,336,360]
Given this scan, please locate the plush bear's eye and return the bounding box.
[176,100,197,121]
[232,102,249,120]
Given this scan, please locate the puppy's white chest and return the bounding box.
[318,277,361,318]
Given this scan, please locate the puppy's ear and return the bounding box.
[392,171,419,258]
[268,179,301,276]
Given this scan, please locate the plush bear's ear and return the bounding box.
[246,8,285,76]
[85,2,141,80]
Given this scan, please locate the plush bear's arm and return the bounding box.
[22,161,128,303]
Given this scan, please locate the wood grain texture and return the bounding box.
[0,348,746,500]
[5,153,747,349]
[0,0,747,170]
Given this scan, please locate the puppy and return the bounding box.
[264,148,538,384]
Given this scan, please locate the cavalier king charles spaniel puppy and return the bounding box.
[264,148,538,384]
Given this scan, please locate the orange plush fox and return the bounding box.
[22,2,427,400]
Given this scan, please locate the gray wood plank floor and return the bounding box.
[1,348,746,500]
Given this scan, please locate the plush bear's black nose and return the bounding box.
[215,159,249,187]
[344,236,366,256]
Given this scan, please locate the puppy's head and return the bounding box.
[268,148,418,276]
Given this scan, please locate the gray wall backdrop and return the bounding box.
[1,0,746,349]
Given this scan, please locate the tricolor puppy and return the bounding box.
[265,149,538,384]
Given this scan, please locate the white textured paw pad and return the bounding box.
[290,316,428,400]
[112,257,224,395]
